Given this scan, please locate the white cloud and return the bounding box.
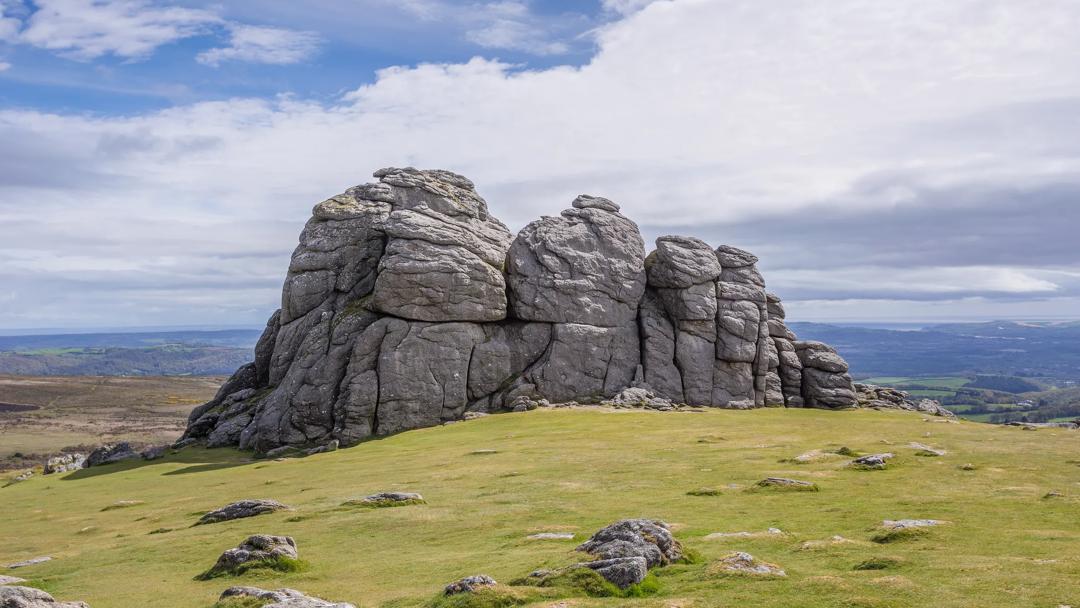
[196,24,321,67]
[394,0,576,55]
[601,0,662,15]
[0,2,21,41]
[0,61,10,71]
[19,0,221,60]
[4,0,1080,327]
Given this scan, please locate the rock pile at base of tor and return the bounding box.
[181,168,859,452]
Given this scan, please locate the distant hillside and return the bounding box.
[789,321,1080,380]
[0,330,260,376]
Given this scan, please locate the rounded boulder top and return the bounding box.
[571,194,621,213]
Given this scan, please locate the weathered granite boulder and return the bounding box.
[218,586,354,608]
[84,443,138,467]
[854,383,956,417]
[203,535,297,577]
[182,168,856,451]
[796,341,857,409]
[0,586,89,608]
[507,195,646,327]
[43,454,85,475]
[577,519,683,568]
[196,499,290,525]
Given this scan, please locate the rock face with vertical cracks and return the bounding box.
[183,168,856,452]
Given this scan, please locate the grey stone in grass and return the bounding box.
[346,492,425,508]
[443,575,497,595]
[712,551,786,577]
[882,519,946,530]
[577,519,683,569]
[205,535,297,577]
[43,454,85,475]
[527,532,575,540]
[0,575,26,585]
[752,477,819,491]
[573,557,648,589]
[85,443,139,467]
[196,499,291,525]
[851,453,895,470]
[0,586,89,608]
[219,586,355,608]
[6,557,51,569]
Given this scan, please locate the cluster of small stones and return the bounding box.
[179,167,859,453]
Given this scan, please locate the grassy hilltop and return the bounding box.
[2,408,1078,607]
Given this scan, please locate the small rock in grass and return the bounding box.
[7,556,52,569]
[1043,490,1065,499]
[527,532,575,540]
[305,440,339,456]
[709,552,785,577]
[882,519,945,530]
[0,575,27,585]
[469,449,498,456]
[196,499,291,525]
[444,575,497,595]
[462,412,489,420]
[345,492,425,508]
[751,477,819,492]
[686,487,722,496]
[871,519,945,543]
[959,463,976,471]
[6,470,33,486]
[201,535,298,578]
[851,453,894,470]
[219,586,355,608]
[0,586,89,607]
[909,442,946,457]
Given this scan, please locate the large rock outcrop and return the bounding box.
[182,168,857,452]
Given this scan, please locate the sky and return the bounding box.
[0,0,1078,331]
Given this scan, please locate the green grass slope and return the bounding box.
[2,408,1079,607]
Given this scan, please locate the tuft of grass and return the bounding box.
[211,598,266,608]
[834,446,859,457]
[870,527,928,544]
[427,586,544,608]
[194,555,307,581]
[686,487,722,496]
[854,557,904,571]
[101,500,145,512]
[147,527,173,535]
[342,497,426,509]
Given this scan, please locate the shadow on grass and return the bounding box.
[61,447,255,481]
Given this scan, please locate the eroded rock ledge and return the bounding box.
[182,168,858,452]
